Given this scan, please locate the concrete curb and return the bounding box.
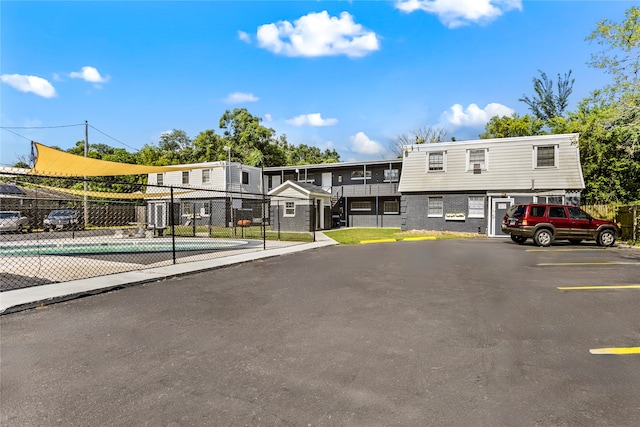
[0,235,338,315]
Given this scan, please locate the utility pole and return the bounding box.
[84,120,89,228]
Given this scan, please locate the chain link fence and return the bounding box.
[0,173,316,291]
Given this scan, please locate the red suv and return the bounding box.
[502,204,620,247]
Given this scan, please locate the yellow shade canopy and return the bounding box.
[29,142,202,177]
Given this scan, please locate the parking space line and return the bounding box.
[360,239,396,244]
[526,248,608,252]
[537,262,640,266]
[403,236,436,241]
[557,285,640,291]
[590,347,640,355]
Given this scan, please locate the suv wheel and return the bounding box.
[510,235,527,244]
[534,228,553,247]
[597,229,616,247]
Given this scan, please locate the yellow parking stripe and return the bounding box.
[557,285,640,291]
[526,248,606,252]
[590,347,640,355]
[360,239,396,244]
[538,262,640,266]
[403,236,436,241]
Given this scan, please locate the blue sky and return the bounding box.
[0,0,633,167]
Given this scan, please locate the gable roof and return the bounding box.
[398,134,585,193]
[267,180,331,199]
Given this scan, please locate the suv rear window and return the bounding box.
[508,205,526,218]
[530,206,546,217]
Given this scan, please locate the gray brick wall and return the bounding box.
[270,203,312,232]
[401,193,488,234]
[348,214,402,228]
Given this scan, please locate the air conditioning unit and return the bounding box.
[473,163,481,174]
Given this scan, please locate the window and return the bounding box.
[530,206,546,217]
[351,201,372,211]
[383,169,399,182]
[156,173,164,186]
[202,169,210,184]
[535,145,557,168]
[300,172,315,183]
[351,170,372,180]
[568,207,589,220]
[242,171,249,185]
[337,175,343,183]
[548,206,566,218]
[428,152,446,172]
[468,196,484,218]
[383,200,399,214]
[467,149,487,171]
[182,171,189,184]
[182,202,193,215]
[428,197,443,217]
[284,202,295,217]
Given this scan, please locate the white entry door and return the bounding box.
[490,198,513,237]
[322,172,332,192]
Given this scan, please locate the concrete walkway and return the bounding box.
[0,232,338,315]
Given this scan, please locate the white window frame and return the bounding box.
[202,169,211,184]
[428,197,443,217]
[383,200,399,214]
[466,149,488,171]
[533,145,558,169]
[351,201,372,211]
[427,151,447,173]
[383,169,399,182]
[468,196,485,218]
[182,171,190,185]
[156,173,164,186]
[242,171,249,185]
[284,201,295,217]
[351,170,372,180]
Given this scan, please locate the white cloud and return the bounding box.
[395,0,522,28]
[350,132,386,155]
[238,30,251,43]
[264,113,272,122]
[443,102,515,127]
[0,74,56,98]
[285,113,338,127]
[224,92,259,104]
[256,11,379,58]
[69,66,110,83]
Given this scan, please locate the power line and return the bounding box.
[0,128,32,141]
[0,124,84,129]
[88,124,139,152]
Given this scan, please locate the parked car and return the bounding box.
[43,209,84,231]
[502,204,620,247]
[0,211,31,233]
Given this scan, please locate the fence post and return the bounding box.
[633,206,638,242]
[170,186,176,265]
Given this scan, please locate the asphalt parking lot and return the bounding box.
[2,239,639,426]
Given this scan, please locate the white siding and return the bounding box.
[398,134,584,192]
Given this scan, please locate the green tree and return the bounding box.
[479,114,545,139]
[519,70,575,121]
[286,144,340,165]
[549,95,640,203]
[587,6,640,94]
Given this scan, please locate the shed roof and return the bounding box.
[267,180,331,199]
